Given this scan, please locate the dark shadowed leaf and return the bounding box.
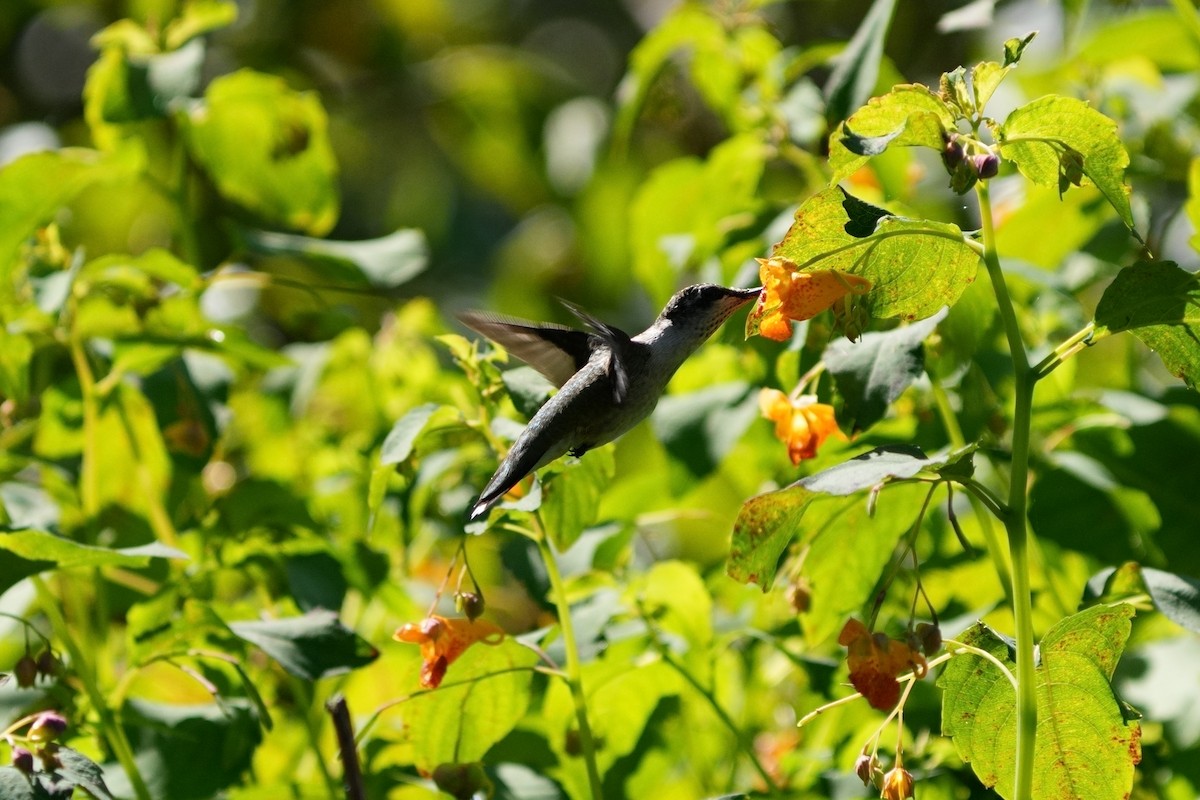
[823,0,898,125]
[241,227,428,288]
[1142,567,1200,633]
[56,747,114,800]
[229,610,378,680]
[652,382,759,476]
[825,309,947,433]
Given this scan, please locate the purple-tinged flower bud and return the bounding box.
[11,746,34,774]
[971,152,1000,179]
[28,711,68,744]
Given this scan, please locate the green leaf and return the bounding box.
[117,699,262,800]
[229,610,378,680]
[0,531,185,595]
[727,483,813,591]
[0,148,139,299]
[540,447,615,552]
[1003,31,1037,67]
[772,187,979,321]
[1092,260,1200,389]
[381,404,462,466]
[825,309,947,433]
[651,382,759,477]
[823,0,898,124]
[403,638,538,772]
[629,134,767,306]
[1188,157,1200,255]
[939,604,1140,800]
[801,482,929,645]
[797,443,969,495]
[998,95,1136,235]
[1029,455,1161,564]
[55,747,114,800]
[182,69,339,235]
[1141,567,1200,634]
[164,0,239,51]
[240,227,428,288]
[828,85,955,182]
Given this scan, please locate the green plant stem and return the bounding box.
[32,577,153,800]
[290,677,340,800]
[68,340,100,517]
[928,373,1013,601]
[1031,322,1095,380]
[532,520,604,800]
[976,181,1037,800]
[641,613,782,795]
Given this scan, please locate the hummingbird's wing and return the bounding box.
[559,300,634,404]
[457,311,594,388]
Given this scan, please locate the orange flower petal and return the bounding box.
[758,390,845,465]
[395,615,505,688]
[746,258,872,341]
[838,618,926,711]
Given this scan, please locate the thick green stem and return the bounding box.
[533,523,604,800]
[976,181,1038,800]
[33,578,153,800]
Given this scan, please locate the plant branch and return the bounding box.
[532,517,604,800]
[1031,322,1095,380]
[642,609,783,796]
[976,179,1038,800]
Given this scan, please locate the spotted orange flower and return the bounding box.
[759,389,846,464]
[838,618,927,711]
[746,257,872,341]
[395,615,505,689]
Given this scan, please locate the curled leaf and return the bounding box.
[838,617,926,710]
[746,257,872,341]
[395,615,505,689]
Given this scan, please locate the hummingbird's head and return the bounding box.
[658,284,762,327]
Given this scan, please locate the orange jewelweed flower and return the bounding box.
[838,618,927,711]
[746,257,872,342]
[395,615,505,689]
[759,389,846,464]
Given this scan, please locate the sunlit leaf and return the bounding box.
[164,0,239,51]
[771,187,978,322]
[182,69,339,235]
[402,638,538,772]
[999,95,1136,235]
[540,447,615,551]
[727,483,813,591]
[939,604,1140,800]
[0,148,139,298]
[829,85,956,182]
[1092,260,1200,389]
[229,610,378,680]
[381,403,463,466]
[0,531,185,595]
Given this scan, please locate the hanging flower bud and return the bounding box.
[11,746,34,774]
[881,765,915,800]
[13,653,37,688]
[941,132,965,170]
[971,152,1000,179]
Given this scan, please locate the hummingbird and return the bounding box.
[460,284,762,521]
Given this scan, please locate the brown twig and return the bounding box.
[326,694,366,800]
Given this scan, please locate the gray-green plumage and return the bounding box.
[460,284,760,521]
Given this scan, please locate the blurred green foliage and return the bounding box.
[0,0,1199,799]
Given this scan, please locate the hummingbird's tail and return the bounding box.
[468,441,553,521]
